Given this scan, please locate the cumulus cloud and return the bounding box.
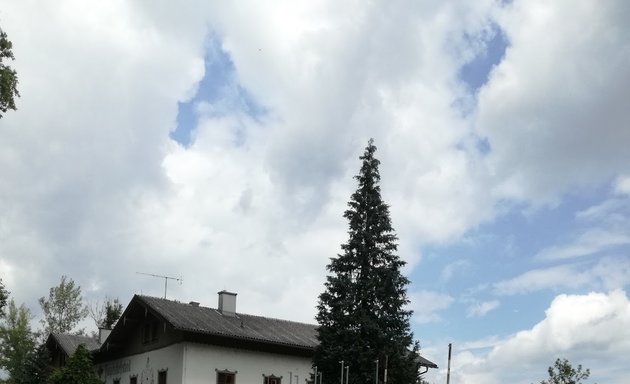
[426,291,630,384]
[0,0,505,324]
[477,0,630,202]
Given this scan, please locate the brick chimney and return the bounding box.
[217,290,237,316]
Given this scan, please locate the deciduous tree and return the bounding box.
[0,28,20,118]
[539,358,592,384]
[0,278,8,317]
[89,297,123,329]
[0,300,36,383]
[38,276,88,335]
[314,139,421,384]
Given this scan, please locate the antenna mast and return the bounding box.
[136,272,183,299]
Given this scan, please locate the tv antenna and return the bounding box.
[136,272,183,299]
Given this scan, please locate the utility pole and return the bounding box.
[136,272,182,299]
[446,343,452,384]
[339,360,345,384]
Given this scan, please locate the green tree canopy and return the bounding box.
[89,297,123,330]
[0,300,36,383]
[0,28,20,118]
[38,276,88,335]
[0,278,8,317]
[21,343,52,384]
[49,344,101,384]
[539,358,592,384]
[314,139,421,384]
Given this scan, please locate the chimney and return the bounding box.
[98,328,112,344]
[217,290,237,316]
[189,301,200,307]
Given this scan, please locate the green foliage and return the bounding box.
[540,358,592,384]
[0,28,20,118]
[315,139,421,384]
[21,343,52,384]
[90,297,123,330]
[49,344,100,384]
[0,279,8,317]
[0,300,36,383]
[38,276,88,335]
[103,298,123,329]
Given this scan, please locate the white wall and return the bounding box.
[183,342,313,384]
[96,344,184,384]
[95,342,314,384]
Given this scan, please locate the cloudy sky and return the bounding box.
[1,1,630,383]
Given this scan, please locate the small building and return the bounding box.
[46,332,102,368]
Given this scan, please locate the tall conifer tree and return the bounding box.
[315,139,421,384]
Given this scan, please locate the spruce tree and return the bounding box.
[315,139,421,384]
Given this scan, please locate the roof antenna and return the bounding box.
[136,272,183,299]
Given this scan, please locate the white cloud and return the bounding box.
[427,291,630,384]
[440,259,471,282]
[535,228,630,261]
[409,290,455,324]
[614,175,630,196]
[494,256,630,296]
[466,300,500,318]
[477,0,630,202]
[0,0,505,325]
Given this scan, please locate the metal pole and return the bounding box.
[375,359,379,384]
[314,366,318,384]
[319,372,322,384]
[446,343,452,384]
[164,278,167,298]
[290,371,293,384]
[345,366,349,384]
[384,355,388,384]
[339,360,345,384]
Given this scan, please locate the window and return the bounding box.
[143,323,151,343]
[130,376,137,384]
[217,371,236,384]
[158,370,167,384]
[143,321,160,343]
[263,375,282,384]
[113,379,120,384]
[152,322,159,341]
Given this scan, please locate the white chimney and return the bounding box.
[98,328,112,344]
[217,290,237,316]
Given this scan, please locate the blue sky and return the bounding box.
[1,1,630,383]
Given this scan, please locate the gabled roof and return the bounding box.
[46,332,101,355]
[135,295,318,350]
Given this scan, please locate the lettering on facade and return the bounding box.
[104,359,131,376]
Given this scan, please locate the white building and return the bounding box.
[94,291,315,384]
[47,291,436,384]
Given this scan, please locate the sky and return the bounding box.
[1,1,629,383]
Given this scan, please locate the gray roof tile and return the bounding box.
[49,332,101,354]
[137,295,319,350]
